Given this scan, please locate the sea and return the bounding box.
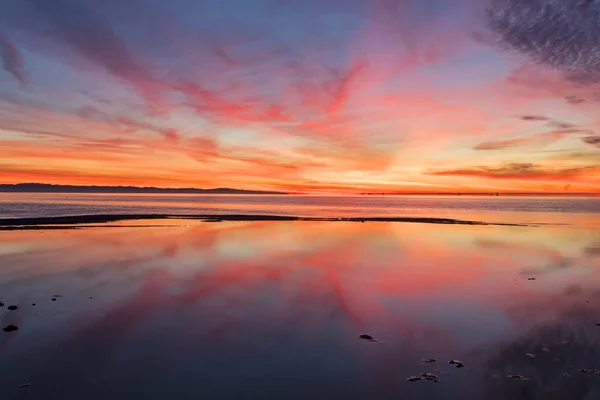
[0,193,599,226]
[0,193,599,399]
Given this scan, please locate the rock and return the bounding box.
[507,375,530,381]
[542,348,550,352]
[421,372,439,381]
[19,383,30,389]
[406,376,422,382]
[51,298,56,301]
[526,353,536,358]
[31,303,36,306]
[580,369,600,375]
[527,278,536,280]
[596,323,600,327]
[358,333,382,343]
[2,325,18,332]
[7,305,18,311]
[0,302,4,307]
[449,359,465,368]
[421,358,437,364]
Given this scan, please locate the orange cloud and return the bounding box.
[428,163,600,182]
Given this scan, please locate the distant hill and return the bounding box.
[0,183,287,195]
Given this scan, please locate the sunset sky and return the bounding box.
[0,0,599,193]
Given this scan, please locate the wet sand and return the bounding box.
[0,213,527,230]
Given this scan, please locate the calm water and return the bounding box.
[1,193,599,226]
[0,217,599,399]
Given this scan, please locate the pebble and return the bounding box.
[507,375,530,381]
[449,359,465,368]
[421,372,439,382]
[580,369,600,375]
[358,333,382,343]
[2,325,19,332]
[7,305,18,311]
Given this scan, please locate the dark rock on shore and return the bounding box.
[507,375,530,381]
[3,325,18,332]
[7,305,18,310]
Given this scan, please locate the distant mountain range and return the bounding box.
[0,183,287,195]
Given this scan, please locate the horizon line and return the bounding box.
[0,182,598,196]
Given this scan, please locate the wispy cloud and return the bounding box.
[582,136,600,148]
[474,132,564,150]
[487,0,600,86]
[428,163,600,181]
[520,115,549,122]
[0,33,26,86]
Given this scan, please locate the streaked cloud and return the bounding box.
[428,163,600,182]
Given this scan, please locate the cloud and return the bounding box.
[428,162,600,181]
[0,33,26,86]
[486,0,600,85]
[520,115,549,121]
[582,136,600,148]
[474,132,564,150]
[22,0,164,112]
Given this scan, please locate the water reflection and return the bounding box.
[0,221,598,399]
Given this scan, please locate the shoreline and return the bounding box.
[0,214,529,230]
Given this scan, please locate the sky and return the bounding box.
[0,0,599,193]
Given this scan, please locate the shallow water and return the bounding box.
[0,219,599,399]
[1,193,599,227]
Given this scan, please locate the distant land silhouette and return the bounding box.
[0,183,287,195]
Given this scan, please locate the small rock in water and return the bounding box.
[358,333,382,343]
[527,278,536,281]
[421,358,437,364]
[596,323,600,327]
[2,324,18,332]
[421,372,439,382]
[31,303,36,306]
[19,383,31,389]
[526,353,536,358]
[51,298,56,301]
[406,376,422,382]
[7,305,18,311]
[542,348,550,352]
[507,375,530,381]
[0,302,4,307]
[580,369,600,375]
[449,359,465,368]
